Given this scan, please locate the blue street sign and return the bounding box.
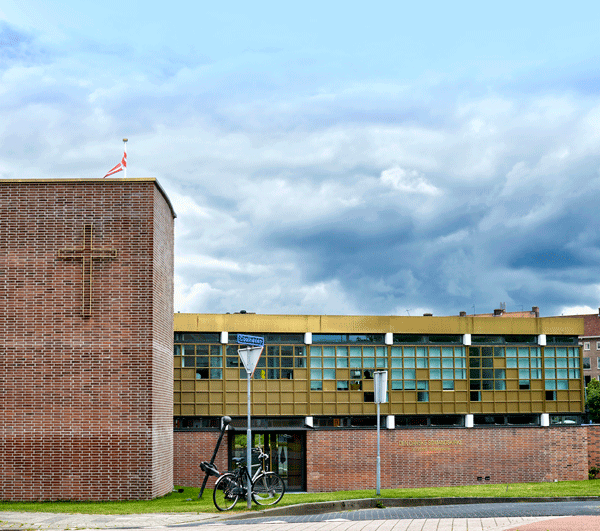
[237,334,264,347]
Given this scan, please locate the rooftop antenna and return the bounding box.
[405,309,411,316]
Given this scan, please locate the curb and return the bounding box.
[221,496,600,521]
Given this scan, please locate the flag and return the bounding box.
[104,147,127,178]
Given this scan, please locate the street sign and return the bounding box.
[237,334,264,347]
[238,345,264,375]
[374,370,388,403]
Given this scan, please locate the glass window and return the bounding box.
[584,357,591,369]
[584,342,591,351]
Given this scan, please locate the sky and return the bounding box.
[2,1,600,318]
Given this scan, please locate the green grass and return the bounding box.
[1,480,600,515]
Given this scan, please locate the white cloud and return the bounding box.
[559,305,598,316]
[380,167,441,195]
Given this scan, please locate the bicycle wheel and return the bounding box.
[252,472,285,505]
[213,473,240,511]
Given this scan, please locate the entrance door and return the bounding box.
[230,432,305,491]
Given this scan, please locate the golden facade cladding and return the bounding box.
[173,314,585,417]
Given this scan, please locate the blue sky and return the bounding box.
[2,1,600,317]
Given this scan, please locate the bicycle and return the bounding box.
[212,447,285,511]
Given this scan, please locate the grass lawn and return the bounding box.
[1,480,600,515]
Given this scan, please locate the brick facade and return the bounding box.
[173,431,229,490]
[0,179,175,501]
[174,426,595,492]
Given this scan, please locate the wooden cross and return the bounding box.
[58,223,117,318]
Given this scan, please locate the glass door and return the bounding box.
[230,431,305,491]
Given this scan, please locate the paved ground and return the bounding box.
[1,500,600,531]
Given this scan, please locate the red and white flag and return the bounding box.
[104,141,128,178]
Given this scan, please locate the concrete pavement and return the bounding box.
[2,498,600,531]
[0,511,562,531]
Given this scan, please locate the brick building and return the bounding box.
[579,311,600,384]
[0,178,175,501]
[172,313,593,492]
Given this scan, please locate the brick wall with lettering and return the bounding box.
[306,427,589,491]
[0,179,175,501]
[173,426,590,492]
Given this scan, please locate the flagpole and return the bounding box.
[123,138,128,179]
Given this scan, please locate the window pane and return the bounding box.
[404,358,415,368]
[416,358,428,368]
[311,380,322,390]
[391,380,403,390]
[404,369,416,379]
[363,357,375,368]
[337,380,349,391]
[404,380,416,390]
[323,369,336,379]
[336,357,348,368]
[430,369,441,379]
[323,357,335,368]
[430,358,441,368]
[310,369,322,379]
[443,380,454,390]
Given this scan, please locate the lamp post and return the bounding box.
[374,370,388,496]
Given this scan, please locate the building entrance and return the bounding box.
[229,431,305,491]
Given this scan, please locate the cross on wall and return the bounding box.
[58,223,117,318]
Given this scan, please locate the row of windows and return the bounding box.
[175,333,580,345]
[583,342,600,351]
[174,414,584,430]
[174,343,582,389]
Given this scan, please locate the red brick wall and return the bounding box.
[0,179,175,500]
[173,431,229,489]
[307,427,589,491]
[587,425,600,469]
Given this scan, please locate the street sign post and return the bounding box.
[374,370,388,496]
[237,334,264,508]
